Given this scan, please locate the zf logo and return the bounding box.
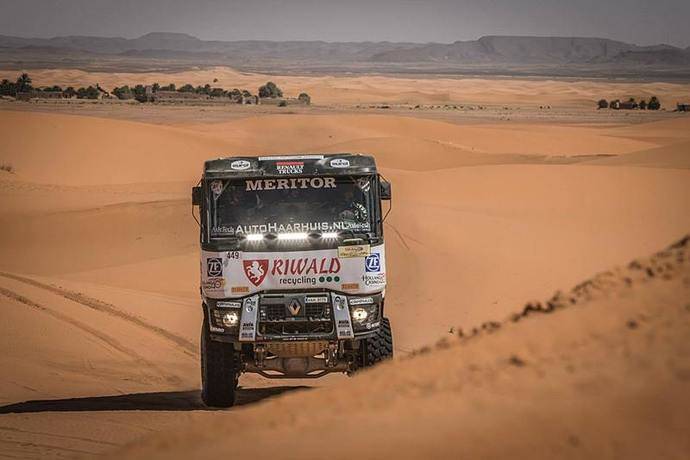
[207,258,223,277]
[365,254,381,272]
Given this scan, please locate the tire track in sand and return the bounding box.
[0,285,185,385]
[0,286,158,367]
[0,272,196,357]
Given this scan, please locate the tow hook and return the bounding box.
[255,345,266,368]
[325,342,338,368]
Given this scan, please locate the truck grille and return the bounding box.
[260,321,333,336]
[258,293,333,338]
[266,304,286,321]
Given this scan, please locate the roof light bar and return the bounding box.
[277,232,309,241]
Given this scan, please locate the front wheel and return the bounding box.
[200,318,238,407]
[360,317,394,368]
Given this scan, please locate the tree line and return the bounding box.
[1,74,311,104]
[0,73,103,99]
[597,96,661,110]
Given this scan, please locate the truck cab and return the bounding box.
[192,153,393,407]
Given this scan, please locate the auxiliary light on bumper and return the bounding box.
[348,295,381,332]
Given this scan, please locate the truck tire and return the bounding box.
[200,318,238,408]
[361,317,394,367]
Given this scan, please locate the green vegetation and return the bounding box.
[0,79,16,96]
[229,88,242,101]
[16,73,32,93]
[1,73,34,96]
[298,92,311,105]
[258,81,283,98]
[599,95,661,110]
[112,85,134,100]
[648,96,661,110]
[76,86,100,99]
[0,73,308,105]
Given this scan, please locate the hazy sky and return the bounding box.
[1,0,689,47]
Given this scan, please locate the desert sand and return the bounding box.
[0,68,689,458]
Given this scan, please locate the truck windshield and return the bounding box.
[209,175,375,238]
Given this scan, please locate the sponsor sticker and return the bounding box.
[202,277,225,290]
[338,244,371,258]
[221,220,369,236]
[240,257,342,288]
[276,161,304,175]
[209,326,225,333]
[207,257,223,277]
[305,295,329,304]
[245,177,335,191]
[348,296,374,306]
[330,158,350,168]
[362,272,386,287]
[230,160,251,170]
[243,259,269,286]
[217,301,242,308]
[365,253,381,272]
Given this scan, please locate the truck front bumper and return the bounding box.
[206,291,383,343]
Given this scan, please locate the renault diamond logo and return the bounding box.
[287,299,302,316]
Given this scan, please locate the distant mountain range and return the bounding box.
[1,32,689,74]
[371,36,690,65]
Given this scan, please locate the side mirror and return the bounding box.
[192,186,202,206]
[380,180,392,200]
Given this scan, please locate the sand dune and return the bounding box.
[114,236,690,460]
[0,111,236,185]
[1,95,690,458]
[584,140,690,168]
[186,114,658,159]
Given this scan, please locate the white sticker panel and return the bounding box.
[201,244,386,298]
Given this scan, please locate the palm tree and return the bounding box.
[648,96,661,110]
[16,73,32,92]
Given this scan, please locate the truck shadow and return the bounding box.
[0,386,309,414]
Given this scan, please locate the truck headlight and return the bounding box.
[210,300,242,333]
[222,311,239,327]
[352,307,368,322]
[349,298,380,332]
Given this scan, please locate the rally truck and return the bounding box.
[192,153,393,407]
